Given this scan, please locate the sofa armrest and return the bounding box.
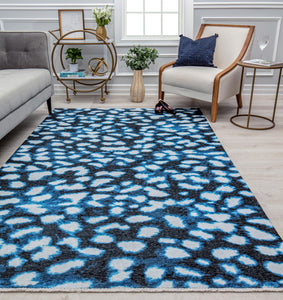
[0,31,51,70]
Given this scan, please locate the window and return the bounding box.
[124,0,183,38]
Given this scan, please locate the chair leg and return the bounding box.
[47,97,52,114]
[236,93,243,108]
[211,100,218,123]
[158,88,165,100]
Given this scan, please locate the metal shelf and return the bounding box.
[49,28,117,102]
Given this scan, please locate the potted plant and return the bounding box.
[121,45,159,102]
[65,48,83,72]
[92,5,113,40]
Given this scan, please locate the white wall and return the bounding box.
[0,0,282,96]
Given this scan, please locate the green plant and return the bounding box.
[92,5,113,26]
[65,48,83,64]
[121,46,159,71]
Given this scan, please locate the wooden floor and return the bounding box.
[0,93,282,300]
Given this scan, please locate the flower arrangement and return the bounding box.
[92,5,113,26]
[121,46,159,70]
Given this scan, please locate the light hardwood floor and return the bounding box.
[0,93,282,300]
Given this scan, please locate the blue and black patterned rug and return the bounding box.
[0,108,282,291]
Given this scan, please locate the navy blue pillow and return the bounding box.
[173,34,218,67]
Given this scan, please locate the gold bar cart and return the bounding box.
[49,29,117,102]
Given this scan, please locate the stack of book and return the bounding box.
[60,70,87,78]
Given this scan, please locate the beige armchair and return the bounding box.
[159,24,255,122]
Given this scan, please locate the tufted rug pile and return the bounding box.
[0,108,282,291]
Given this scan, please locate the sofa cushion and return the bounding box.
[0,32,50,70]
[0,69,51,121]
[162,66,223,95]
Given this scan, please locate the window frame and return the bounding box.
[114,0,185,46]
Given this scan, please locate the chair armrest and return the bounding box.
[158,60,176,99]
[213,26,255,102]
[159,60,176,75]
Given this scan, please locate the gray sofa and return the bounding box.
[0,31,53,140]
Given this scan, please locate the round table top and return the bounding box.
[238,60,283,69]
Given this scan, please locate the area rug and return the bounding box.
[0,108,282,291]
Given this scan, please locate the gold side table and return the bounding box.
[230,61,283,130]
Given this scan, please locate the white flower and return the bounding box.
[92,5,113,26]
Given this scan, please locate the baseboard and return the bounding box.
[54,83,283,96]
[54,83,159,96]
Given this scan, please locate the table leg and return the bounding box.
[105,83,109,95]
[65,87,71,102]
[236,66,245,115]
[73,80,77,95]
[271,67,282,122]
[247,68,257,128]
[100,87,105,102]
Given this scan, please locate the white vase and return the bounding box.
[130,70,145,103]
[69,63,79,72]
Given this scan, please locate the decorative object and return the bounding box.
[173,34,218,67]
[92,5,113,41]
[122,45,159,102]
[65,48,83,72]
[88,57,109,76]
[58,9,85,40]
[0,108,282,290]
[159,24,255,122]
[130,70,145,102]
[122,45,159,71]
[231,60,283,130]
[257,35,270,62]
[96,25,107,41]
